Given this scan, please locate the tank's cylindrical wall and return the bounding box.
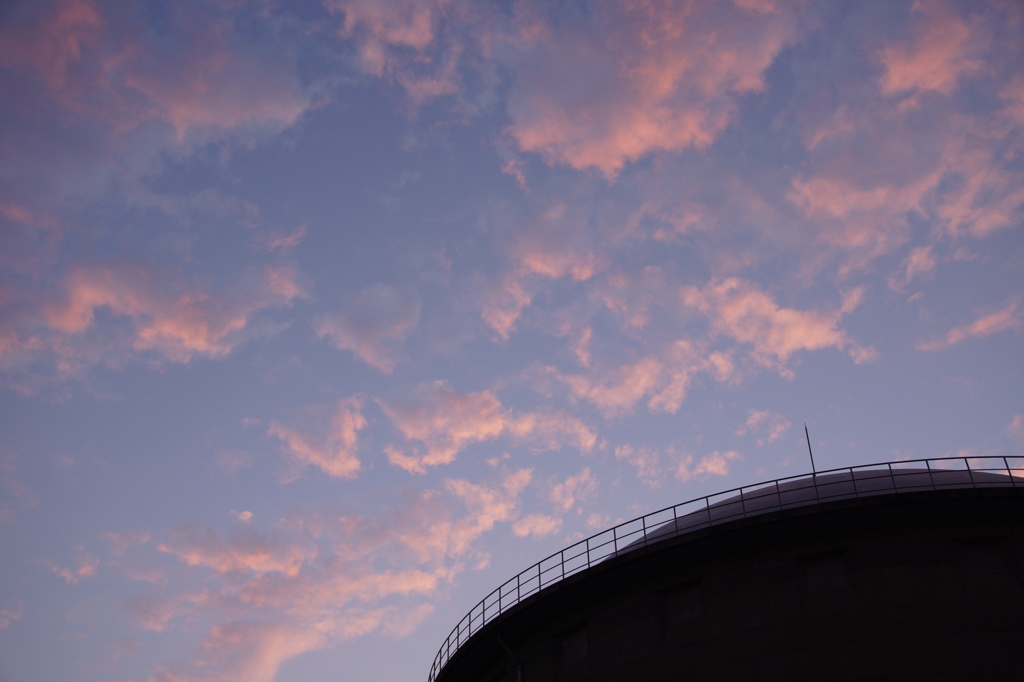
[436,489,1024,682]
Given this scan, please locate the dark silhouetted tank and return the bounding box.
[428,458,1024,682]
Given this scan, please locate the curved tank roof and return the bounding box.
[622,466,1018,552]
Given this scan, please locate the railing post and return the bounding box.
[965,457,975,487]
[1005,456,1017,488]
[641,514,648,546]
[613,525,618,555]
[586,536,591,568]
[561,550,566,580]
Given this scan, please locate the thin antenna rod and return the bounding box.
[804,422,816,474]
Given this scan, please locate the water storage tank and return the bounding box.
[429,458,1024,682]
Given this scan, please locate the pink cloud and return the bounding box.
[254,224,307,254]
[596,266,670,330]
[195,621,326,682]
[112,469,553,681]
[125,594,180,633]
[891,245,937,289]
[917,299,1022,351]
[0,0,103,94]
[268,397,367,480]
[52,262,303,360]
[502,0,802,176]
[735,409,791,446]
[157,525,316,579]
[0,603,23,629]
[682,279,875,375]
[554,356,663,418]
[879,1,985,103]
[1005,415,1024,444]
[327,0,460,106]
[378,380,594,473]
[676,450,740,482]
[509,202,600,281]
[614,445,662,488]
[0,0,310,141]
[549,467,598,511]
[0,450,39,523]
[325,0,803,176]
[548,340,711,417]
[315,284,420,374]
[480,273,531,340]
[445,468,532,549]
[47,545,99,584]
[0,260,303,390]
[512,513,562,538]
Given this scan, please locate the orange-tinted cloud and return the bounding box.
[917,299,1022,351]
[378,380,595,473]
[268,397,367,479]
[315,284,420,374]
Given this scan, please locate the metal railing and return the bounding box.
[427,456,1023,681]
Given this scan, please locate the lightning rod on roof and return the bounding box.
[804,422,816,474]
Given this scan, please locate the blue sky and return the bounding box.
[1,1,1023,680]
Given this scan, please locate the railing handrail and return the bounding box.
[427,455,1022,681]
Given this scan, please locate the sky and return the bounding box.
[0,0,1022,680]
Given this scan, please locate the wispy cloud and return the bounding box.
[269,397,367,480]
[676,450,741,483]
[378,380,595,473]
[1,261,304,393]
[46,545,99,585]
[315,284,420,374]
[735,409,792,446]
[615,444,663,488]
[683,279,876,375]
[549,467,598,511]
[879,1,985,104]
[918,299,1022,351]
